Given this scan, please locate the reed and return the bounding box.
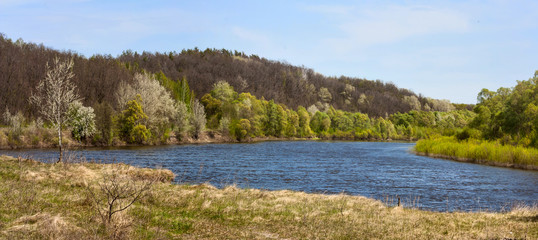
[415,136,538,169]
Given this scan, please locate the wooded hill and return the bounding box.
[0,34,462,119]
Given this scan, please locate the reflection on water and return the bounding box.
[2,141,537,212]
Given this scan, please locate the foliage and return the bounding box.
[155,71,192,107]
[93,102,115,145]
[116,73,177,142]
[310,111,331,134]
[2,108,25,140]
[468,71,538,147]
[67,101,96,141]
[415,136,538,169]
[190,99,206,139]
[116,95,149,144]
[195,80,475,141]
[174,101,190,140]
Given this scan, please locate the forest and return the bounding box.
[0,34,477,150]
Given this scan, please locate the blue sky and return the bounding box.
[1,0,537,104]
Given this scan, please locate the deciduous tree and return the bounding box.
[29,57,80,162]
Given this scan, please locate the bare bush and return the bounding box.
[86,170,153,239]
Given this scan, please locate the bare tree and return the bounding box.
[30,57,80,163]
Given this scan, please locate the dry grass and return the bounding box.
[0,155,536,239]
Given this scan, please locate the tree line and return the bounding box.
[0,34,466,123]
[0,34,478,155]
[457,71,538,147]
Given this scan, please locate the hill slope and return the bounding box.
[0,34,456,118]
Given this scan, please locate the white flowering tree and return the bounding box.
[116,73,177,141]
[30,57,80,163]
[67,101,96,141]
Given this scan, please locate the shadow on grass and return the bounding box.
[511,215,538,223]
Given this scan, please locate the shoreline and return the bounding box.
[414,151,538,171]
[0,130,414,151]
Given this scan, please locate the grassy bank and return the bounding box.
[415,136,538,170]
[0,155,536,239]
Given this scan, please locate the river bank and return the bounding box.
[0,127,410,151]
[415,151,538,171]
[0,155,536,239]
[0,128,317,150]
[415,137,538,171]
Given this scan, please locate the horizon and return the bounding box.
[1,0,537,104]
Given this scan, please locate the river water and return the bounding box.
[1,141,537,212]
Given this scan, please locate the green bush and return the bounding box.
[130,124,150,144]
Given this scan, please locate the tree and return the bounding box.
[116,95,150,144]
[190,99,206,139]
[310,111,331,134]
[29,57,80,163]
[116,73,177,142]
[67,101,96,141]
[318,87,332,103]
[403,95,421,111]
[93,102,115,144]
[264,100,285,137]
[175,101,190,140]
[211,81,236,102]
[297,106,313,137]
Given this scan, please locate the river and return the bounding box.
[1,141,537,212]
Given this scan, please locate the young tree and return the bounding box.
[190,99,206,139]
[175,101,190,140]
[29,57,80,163]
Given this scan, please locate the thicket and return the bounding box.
[469,71,538,147]
[415,71,538,168]
[198,81,474,141]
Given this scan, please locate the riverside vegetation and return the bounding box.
[0,155,536,239]
[415,71,538,170]
[2,34,538,169]
[1,34,473,152]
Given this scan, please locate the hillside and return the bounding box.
[0,34,460,119]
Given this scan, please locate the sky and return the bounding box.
[1,0,537,104]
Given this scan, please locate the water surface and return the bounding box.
[2,141,537,212]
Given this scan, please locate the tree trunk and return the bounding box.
[57,126,62,163]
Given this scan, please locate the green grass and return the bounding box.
[0,155,536,239]
[415,136,538,170]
